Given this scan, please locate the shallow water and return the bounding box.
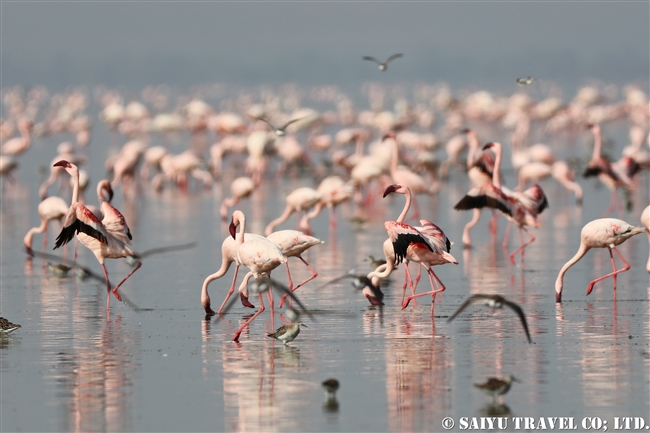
[1,115,649,432]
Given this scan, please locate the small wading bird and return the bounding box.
[555,218,644,302]
[250,115,305,137]
[322,378,340,400]
[362,53,403,71]
[267,321,306,345]
[475,374,521,404]
[0,317,21,334]
[52,160,140,311]
[447,294,532,344]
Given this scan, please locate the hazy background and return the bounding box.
[2,2,648,96]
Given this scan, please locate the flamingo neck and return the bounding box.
[591,127,602,160]
[492,144,503,189]
[70,166,80,205]
[368,261,394,280]
[397,188,412,223]
[466,131,479,168]
[555,243,590,300]
[390,138,399,176]
[235,212,246,244]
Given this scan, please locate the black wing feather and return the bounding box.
[392,233,433,265]
[454,194,513,217]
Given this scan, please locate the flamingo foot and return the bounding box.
[112,289,122,302]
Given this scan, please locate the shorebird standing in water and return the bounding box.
[267,321,306,345]
[0,317,21,334]
[475,374,521,404]
[447,294,532,344]
[362,53,403,71]
[322,378,340,399]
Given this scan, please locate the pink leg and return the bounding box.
[403,262,417,307]
[402,268,446,310]
[462,209,481,247]
[586,247,631,296]
[111,262,142,301]
[488,210,498,235]
[509,227,536,265]
[328,204,337,231]
[292,256,319,291]
[233,293,265,342]
[279,262,295,308]
[502,221,512,249]
[217,264,240,315]
[101,263,112,312]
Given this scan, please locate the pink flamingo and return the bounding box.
[220,176,255,220]
[455,143,548,263]
[1,119,32,156]
[267,230,323,308]
[555,218,644,302]
[383,184,458,314]
[23,196,69,255]
[52,160,140,310]
[264,187,322,235]
[299,176,353,232]
[584,124,639,216]
[229,210,286,342]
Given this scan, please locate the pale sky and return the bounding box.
[1,2,648,93]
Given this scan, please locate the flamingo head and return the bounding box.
[229,219,238,239]
[383,184,406,197]
[53,160,72,169]
[381,131,396,141]
[482,142,495,151]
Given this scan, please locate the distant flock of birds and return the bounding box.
[2,54,650,405]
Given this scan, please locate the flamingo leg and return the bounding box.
[402,268,446,310]
[488,210,498,235]
[278,262,295,308]
[101,263,112,311]
[502,221,512,249]
[328,204,337,231]
[462,209,481,247]
[292,256,318,291]
[586,247,631,296]
[402,262,417,307]
[509,227,536,265]
[233,293,265,342]
[217,264,240,315]
[111,262,142,301]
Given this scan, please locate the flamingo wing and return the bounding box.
[454,185,513,217]
[418,219,452,253]
[385,221,433,265]
[101,201,132,240]
[54,204,109,249]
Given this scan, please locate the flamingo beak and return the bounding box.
[383,184,399,198]
[556,291,562,303]
[482,143,495,150]
[53,160,71,168]
[229,220,237,239]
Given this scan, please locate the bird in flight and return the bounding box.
[516,76,534,86]
[363,53,403,71]
[447,294,532,343]
[250,115,305,137]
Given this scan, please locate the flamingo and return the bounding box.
[264,187,322,235]
[362,53,403,71]
[642,205,650,273]
[555,218,644,302]
[229,210,286,341]
[52,160,140,310]
[1,119,32,156]
[299,176,353,232]
[584,123,639,216]
[267,230,323,308]
[23,196,69,255]
[383,184,457,314]
[219,176,255,220]
[455,143,548,263]
[516,161,583,204]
